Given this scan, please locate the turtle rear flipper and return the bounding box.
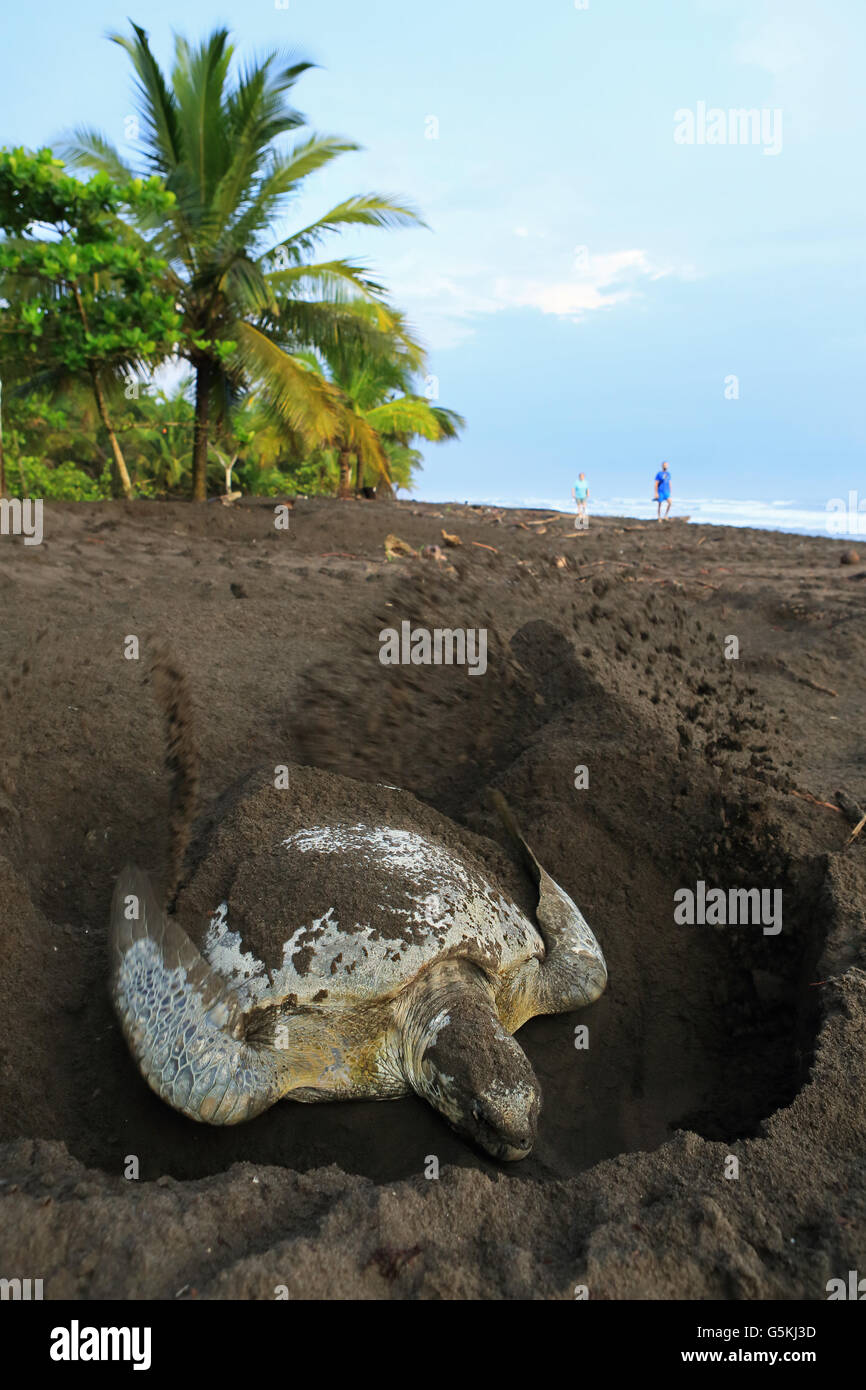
[110,866,284,1125]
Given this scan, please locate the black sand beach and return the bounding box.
[0,495,864,1298]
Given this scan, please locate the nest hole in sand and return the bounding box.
[50,794,825,1185]
[0,621,827,1185]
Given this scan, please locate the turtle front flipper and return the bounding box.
[490,790,608,1015]
[110,866,287,1125]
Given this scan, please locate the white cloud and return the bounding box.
[386,246,682,348]
[493,249,674,319]
[493,279,634,317]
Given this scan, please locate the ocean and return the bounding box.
[414,494,866,541]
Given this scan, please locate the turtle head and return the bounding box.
[421,1029,541,1161]
[404,962,541,1161]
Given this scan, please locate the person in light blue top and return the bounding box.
[654,461,672,521]
[572,472,589,529]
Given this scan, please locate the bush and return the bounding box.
[235,461,298,496]
[4,457,112,500]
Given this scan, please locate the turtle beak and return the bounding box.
[469,1091,539,1162]
[495,1137,535,1162]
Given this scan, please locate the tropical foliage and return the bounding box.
[295,306,465,496]
[0,147,179,496]
[0,23,463,501]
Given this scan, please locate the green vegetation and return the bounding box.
[299,303,464,497]
[0,147,179,497]
[0,22,463,502]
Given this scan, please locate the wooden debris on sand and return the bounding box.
[790,789,844,813]
[775,659,838,698]
[801,677,839,698]
[845,811,866,846]
[384,533,417,559]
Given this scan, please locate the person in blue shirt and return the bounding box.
[654,461,672,520]
[573,472,589,529]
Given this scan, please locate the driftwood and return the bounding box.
[845,811,866,846]
[800,678,839,698]
[384,533,418,559]
[775,659,838,698]
[790,789,844,813]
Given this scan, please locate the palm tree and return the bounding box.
[352,389,464,496]
[64,23,422,499]
[300,308,464,496]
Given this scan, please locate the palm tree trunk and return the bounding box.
[337,448,353,499]
[192,360,213,502]
[354,453,364,494]
[88,365,133,500]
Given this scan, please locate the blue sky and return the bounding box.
[2,0,864,509]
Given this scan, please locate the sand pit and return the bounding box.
[0,496,864,1298]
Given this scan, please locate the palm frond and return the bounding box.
[224,137,359,253]
[108,22,185,176]
[279,194,425,259]
[364,396,464,441]
[263,257,386,302]
[344,410,391,484]
[61,129,135,184]
[171,29,233,211]
[233,319,341,445]
[261,297,410,364]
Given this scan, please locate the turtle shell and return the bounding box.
[174,766,543,1012]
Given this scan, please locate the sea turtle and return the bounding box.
[110,661,607,1161]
